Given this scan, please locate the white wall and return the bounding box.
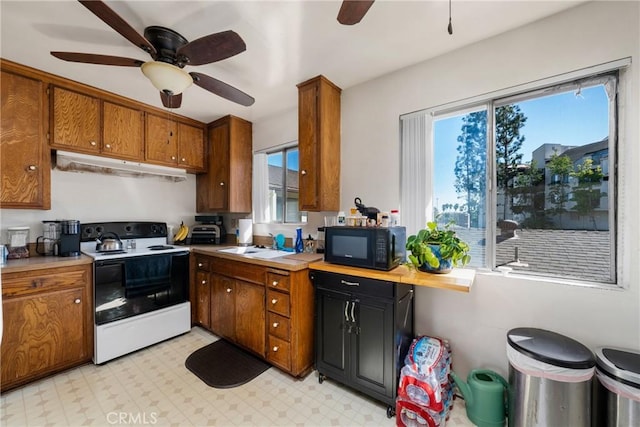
[257,1,640,377]
[0,168,196,242]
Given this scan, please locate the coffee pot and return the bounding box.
[36,220,60,256]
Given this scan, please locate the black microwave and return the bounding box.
[324,226,406,271]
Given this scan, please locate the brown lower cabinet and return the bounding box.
[192,253,315,377]
[0,263,93,392]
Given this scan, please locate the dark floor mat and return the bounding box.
[185,339,270,388]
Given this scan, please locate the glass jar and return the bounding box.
[7,226,30,259]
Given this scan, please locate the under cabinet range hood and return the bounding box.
[54,150,188,182]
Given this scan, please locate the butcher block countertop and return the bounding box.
[190,245,324,272]
[308,261,474,293]
[0,254,93,274]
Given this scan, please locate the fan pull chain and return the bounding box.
[447,0,453,35]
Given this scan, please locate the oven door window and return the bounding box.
[94,253,189,325]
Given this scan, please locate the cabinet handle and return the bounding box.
[301,170,307,175]
[171,156,176,160]
[105,143,111,149]
[74,298,81,304]
[272,346,279,352]
[271,298,278,305]
[90,141,97,146]
[181,158,186,162]
[344,301,350,322]
[350,301,356,323]
[219,182,225,186]
[198,262,203,267]
[201,280,207,285]
[272,280,278,287]
[272,322,279,328]
[226,288,232,293]
[341,279,360,287]
[27,165,37,171]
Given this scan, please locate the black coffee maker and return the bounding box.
[58,220,81,257]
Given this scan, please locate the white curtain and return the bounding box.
[400,112,433,236]
[252,153,270,223]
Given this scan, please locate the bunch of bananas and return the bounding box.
[173,221,189,243]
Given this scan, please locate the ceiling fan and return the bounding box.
[51,0,254,109]
[337,0,375,25]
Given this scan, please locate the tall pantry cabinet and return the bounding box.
[297,75,341,212]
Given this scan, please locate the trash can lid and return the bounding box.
[507,327,595,369]
[595,347,640,388]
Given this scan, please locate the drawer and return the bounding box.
[267,289,290,317]
[2,268,90,298]
[211,257,265,285]
[195,257,210,271]
[268,312,291,341]
[266,271,290,293]
[267,335,291,371]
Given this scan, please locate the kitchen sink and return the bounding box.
[217,247,293,259]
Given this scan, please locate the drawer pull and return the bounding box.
[272,322,279,328]
[271,298,278,305]
[74,298,81,304]
[272,346,279,352]
[341,279,360,287]
[226,288,232,293]
[272,280,278,286]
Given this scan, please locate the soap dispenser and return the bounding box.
[295,227,304,253]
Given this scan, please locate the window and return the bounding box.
[402,70,619,284]
[253,145,305,224]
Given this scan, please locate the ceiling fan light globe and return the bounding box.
[141,61,193,95]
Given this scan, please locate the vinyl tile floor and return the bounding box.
[1,327,475,427]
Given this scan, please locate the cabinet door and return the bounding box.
[178,122,205,171]
[235,279,265,357]
[205,122,230,211]
[145,113,178,166]
[210,273,235,340]
[1,287,86,388]
[298,82,320,211]
[51,86,100,153]
[0,70,50,209]
[351,296,394,398]
[195,271,210,329]
[315,289,350,381]
[102,101,144,161]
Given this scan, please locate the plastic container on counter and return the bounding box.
[7,226,30,259]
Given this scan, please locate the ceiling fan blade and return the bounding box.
[337,0,375,25]
[160,92,182,109]
[190,72,254,107]
[51,51,144,67]
[78,0,156,56]
[177,30,246,66]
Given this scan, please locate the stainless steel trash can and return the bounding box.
[593,347,640,426]
[507,327,595,427]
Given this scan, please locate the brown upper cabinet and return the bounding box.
[197,115,252,213]
[50,86,101,154]
[0,68,51,209]
[102,101,144,161]
[145,113,205,172]
[297,75,341,212]
[51,86,144,162]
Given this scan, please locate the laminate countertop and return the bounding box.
[190,245,324,272]
[308,261,474,293]
[0,255,93,274]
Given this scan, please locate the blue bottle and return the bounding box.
[295,227,304,253]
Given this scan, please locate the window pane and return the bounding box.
[433,109,487,268]
[495,83,613,282]
[268,152,284,222]
[285,148,301,222]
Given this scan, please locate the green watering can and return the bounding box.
[451,369,508,427]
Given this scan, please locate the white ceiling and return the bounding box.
[1,0,585,124]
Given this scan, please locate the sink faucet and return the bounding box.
[269,233,277,250]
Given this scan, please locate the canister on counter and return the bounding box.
[7,226,30,259]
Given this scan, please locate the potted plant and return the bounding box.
[406,220,471,273]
